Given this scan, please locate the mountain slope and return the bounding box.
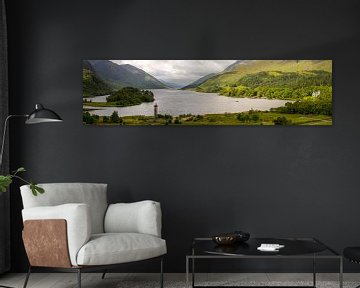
[83,60,113,97]
[181,73,217,89]
[196,60,332,92]
[223,60,253,72]
[87,60,167,89]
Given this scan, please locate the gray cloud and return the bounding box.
[111,60,237,86]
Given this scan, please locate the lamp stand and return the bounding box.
[0,114,28,169]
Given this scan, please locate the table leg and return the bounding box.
[186,257,189,288]
[192,246,195,288]
[339,257,343,288]
[313,254,316,287]
[192,257,195,288]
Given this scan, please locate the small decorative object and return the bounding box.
[212,230,250,245]
[212,233,238,245]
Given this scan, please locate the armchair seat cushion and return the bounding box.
[76,233,167,266]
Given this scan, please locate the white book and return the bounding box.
[257,243,285,251]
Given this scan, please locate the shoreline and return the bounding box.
[83,111,332,126]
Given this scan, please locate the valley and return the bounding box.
[82,60,332,126]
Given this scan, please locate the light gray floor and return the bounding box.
[0,273,360,288]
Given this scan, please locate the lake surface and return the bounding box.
[84,89,290,117]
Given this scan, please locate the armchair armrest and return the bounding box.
[22,203,91,266]
[104,200,162,237]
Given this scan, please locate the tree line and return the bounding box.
[83,111,124,125]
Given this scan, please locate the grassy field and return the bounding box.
[85,111,332,126]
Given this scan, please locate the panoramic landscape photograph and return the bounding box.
[83,60,333,126]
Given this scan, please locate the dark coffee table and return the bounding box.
[186,237,342,288]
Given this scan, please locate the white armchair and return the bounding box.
[20,183,166,288]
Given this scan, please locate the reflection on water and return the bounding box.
[84,89,290,117]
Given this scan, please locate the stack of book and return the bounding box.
[257,243,285,252]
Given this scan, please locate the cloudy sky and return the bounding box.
[111,60,237,86]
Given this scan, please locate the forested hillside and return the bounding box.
[189,60,332,116]
[83,66,113,97]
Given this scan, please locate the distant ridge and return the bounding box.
[223,60,252,72]
[181,73,217,90]
[161,80,183,89]
[87,60,167,89]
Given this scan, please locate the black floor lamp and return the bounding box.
[0,103,62,288]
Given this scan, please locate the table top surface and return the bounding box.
[189,237,340,258]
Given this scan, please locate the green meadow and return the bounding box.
[83,110,332,126]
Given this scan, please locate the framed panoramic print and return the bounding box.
[83,60,332,126]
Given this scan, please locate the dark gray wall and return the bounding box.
[6,0,360,273]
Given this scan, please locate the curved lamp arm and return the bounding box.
[0,104,63,170]
[0,114,28,169]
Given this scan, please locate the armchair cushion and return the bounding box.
[104,201,162,237]
[21,183,108,234]
[22,203,91,266]
[76,233,167,266]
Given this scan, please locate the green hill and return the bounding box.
[181,73,217,89]
[193,60,332,116]
[196,60,332,92]
[236,70,331,89]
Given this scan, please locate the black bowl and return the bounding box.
[233,230,250,242]
[212,231,250,246]
[212,234,237,245]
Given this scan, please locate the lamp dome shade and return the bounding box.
[25,104,63,124]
